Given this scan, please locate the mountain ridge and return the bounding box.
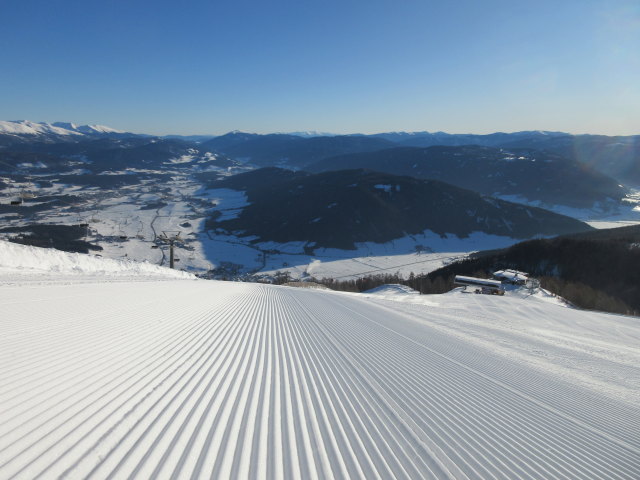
[308,145,626,209]
[0,120,124,136]
[3,121,638,184]
[209,167,593,250]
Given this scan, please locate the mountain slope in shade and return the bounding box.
[500,134,640,185]
[0,136,239,174]
[203,130,640,185]
[373,130,568,147]
[308,145,626,209]
[201,132,395,167]
[375,130,640,185]
[211,168,593,250]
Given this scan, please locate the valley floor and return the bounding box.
[1,279,639,479]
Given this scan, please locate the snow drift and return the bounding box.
[0,240,194,280]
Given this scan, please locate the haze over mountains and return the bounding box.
[2,119,639,184]
[308,146,625,209]
[203,130,640,186]
[200,133,396,168]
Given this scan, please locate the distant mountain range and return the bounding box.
[378,130,640,185]
[209,168,593,250]
[199,133,395,167]
[2,119,637,212]
[0,137,239,176]
[1,121,633,273]
[197,129,640,185]
[3,120,638,184]
[0,120,127,141]
[308,145,625,209]
[368,130,570,147]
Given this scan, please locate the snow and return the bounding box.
[454,275,504,289]
[0,240,194,283]
[77,124,123,134]
[15,162,47,169]
[0,120,122,136]
[167,154,196,164]
[374,184,392,192]
[263,251,463,281]
[204,188,250,221]
[495,191,640,228]
[493,269,528,283]
[1,165,524,278]
[362,283,420,296]
[0,172,252,274]
[286,130,337,137]
[0,270,638,478]
[2,151,637,282]
[258,231,520,281]
[0,120,83,136]
[373,184,401,193]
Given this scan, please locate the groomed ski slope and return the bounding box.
[1,280,639,479]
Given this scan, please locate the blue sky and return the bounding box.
[1,0,639,135]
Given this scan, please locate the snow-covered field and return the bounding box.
[498,189,640,230]
[1,247,639,478]
[257,232,521,281]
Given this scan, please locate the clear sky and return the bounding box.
[1,0,639,135]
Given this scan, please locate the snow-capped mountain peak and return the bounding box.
[50,121,124,135]
[0,120,123,137]
[286,130,338,138]
[51,122,79,131]
[0,120,83,136]
[76,124,124,134]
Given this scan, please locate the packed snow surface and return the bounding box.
[1,269,638,478]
